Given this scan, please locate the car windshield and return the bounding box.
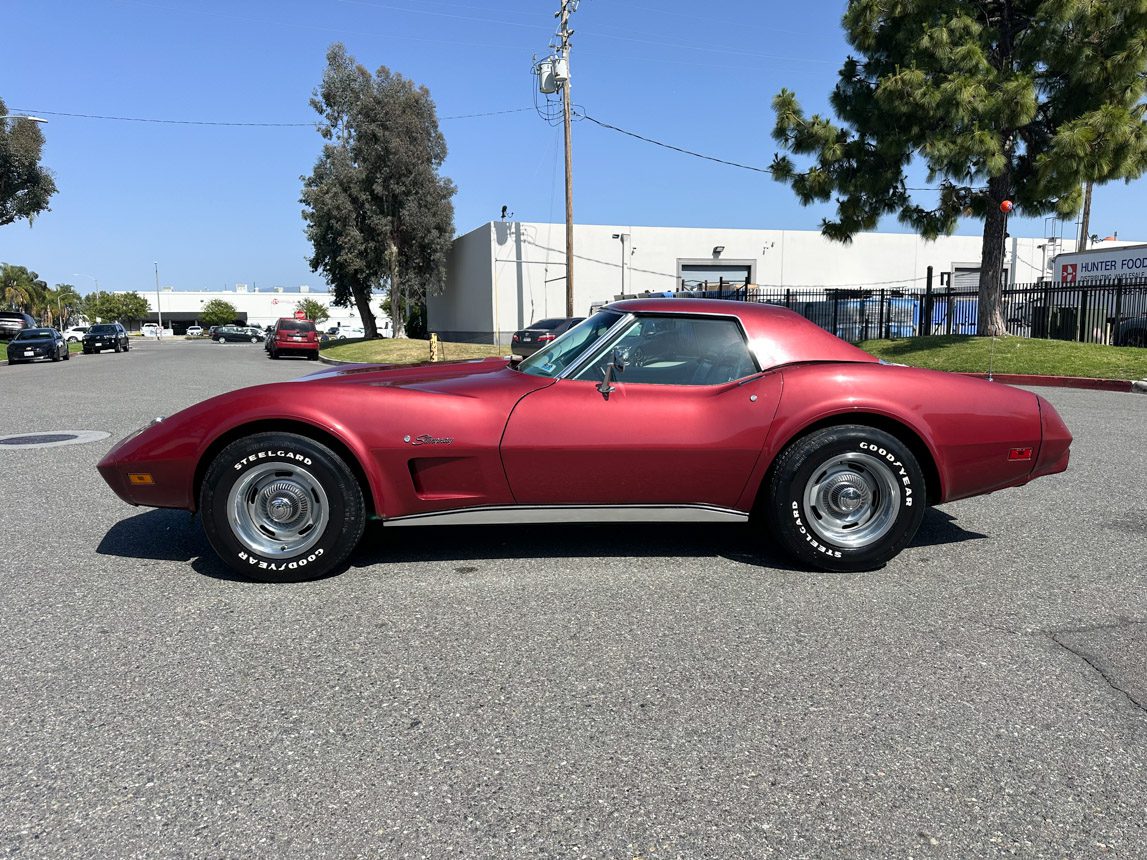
[516,310,621,378]
[15,329,52,340]
[90,325,117,333]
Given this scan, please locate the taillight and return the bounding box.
[538,333,556,343]
[307,332,316,342]
[512,334,519,342]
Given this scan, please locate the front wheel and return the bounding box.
[199,432,366,582]
[217,336,226,344]
[765,425,926,572]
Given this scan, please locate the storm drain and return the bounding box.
[0,430,110,449]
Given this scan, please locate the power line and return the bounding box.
[580,113,771,174]
[11,107,534,126]
[579,113,987,192]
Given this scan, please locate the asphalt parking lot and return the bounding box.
[1,338,1145,858]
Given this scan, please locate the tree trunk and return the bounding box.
[388,238,407,339]
[977,174,1011,337]
[1079,180,1093,251]
[351,286,377,339]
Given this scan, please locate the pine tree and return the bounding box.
[770,0,1147,335]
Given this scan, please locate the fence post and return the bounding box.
[923,266,933,337]
[945,285,954,336]
[1113,278,1124,345]
[1077,285,1088,343]
[831,292,840,338]
[785,288,791,309]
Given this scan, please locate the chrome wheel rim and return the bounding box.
[802,451,900,549]
[228,462,330,557]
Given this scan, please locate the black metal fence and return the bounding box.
[634,277,1147,345]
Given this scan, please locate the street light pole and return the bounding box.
[153,261,163,333]
[0,115,48,123]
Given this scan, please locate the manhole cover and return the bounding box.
[0,430,110,449]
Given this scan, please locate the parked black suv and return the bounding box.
[82,323,130,354]
[0,311,38,342]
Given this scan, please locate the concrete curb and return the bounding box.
[958,372,1144,393]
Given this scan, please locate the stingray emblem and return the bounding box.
[404,434,454,446]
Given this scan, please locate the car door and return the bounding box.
[500,314,782,509]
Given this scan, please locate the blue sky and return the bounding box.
[3,0,1144,295]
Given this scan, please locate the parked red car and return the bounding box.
[266,317,320,360]
[98,299,1071,582]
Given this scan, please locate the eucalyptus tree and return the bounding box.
[301,43,456,339]
[770,0,1147,335]
[0,97,56,226]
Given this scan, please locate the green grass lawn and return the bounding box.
[322,337,508,364]
[857,335,1147,380]
[321,333,1147,380]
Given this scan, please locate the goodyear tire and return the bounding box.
[766,425,926,572]
[200,432,366,583]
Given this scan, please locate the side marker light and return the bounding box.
[1008,448,1033,461]
[128,473,155,485]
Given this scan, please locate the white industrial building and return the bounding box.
[124,285,389,335]
[429,221,1080,343]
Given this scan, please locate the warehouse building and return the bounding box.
[127,284,389,335]
[429,221,1079,343]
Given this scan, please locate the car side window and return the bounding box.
[572,316,758,386]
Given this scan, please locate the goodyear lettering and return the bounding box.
[234,450,314,470]
[859,441,914,507]
[238,548,324,571]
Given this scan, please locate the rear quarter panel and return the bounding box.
[737,363,1044,508]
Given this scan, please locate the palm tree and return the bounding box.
[1,263,37,310]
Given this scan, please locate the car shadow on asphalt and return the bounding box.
[96,508,248,583]
[95,506,987,583]
[911,508,989,547]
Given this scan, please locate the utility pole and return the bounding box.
[557,0,576,317]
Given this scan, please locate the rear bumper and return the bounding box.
[1032,395,1072,479]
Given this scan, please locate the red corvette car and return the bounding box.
[98,299,1071,582]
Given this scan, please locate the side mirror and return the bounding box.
[596,347,627,400]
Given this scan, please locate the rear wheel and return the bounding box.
[199,432,366,582]
[766,425,926,572]
[308,351,319,361]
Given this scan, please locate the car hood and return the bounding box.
[296,356,521,393]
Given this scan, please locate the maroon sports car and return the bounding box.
[98,299,1071,582]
